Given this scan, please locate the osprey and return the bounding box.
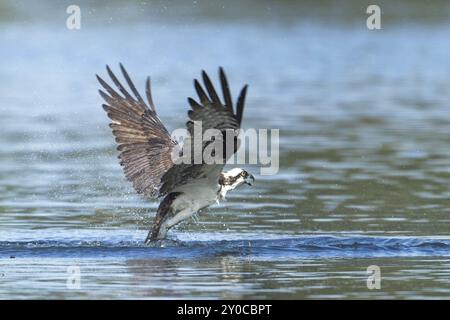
[97,64,255,243]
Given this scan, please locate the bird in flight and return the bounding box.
[97,64,255,243]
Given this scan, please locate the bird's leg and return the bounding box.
[145,192,181,243]
[145,208,195,243]
[148,213,202,245]
[164,208,195,230]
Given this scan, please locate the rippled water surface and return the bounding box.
[1,0,450,299]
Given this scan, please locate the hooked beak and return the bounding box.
[245,174,255,186]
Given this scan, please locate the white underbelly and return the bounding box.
[163,183,220,229]
[172,184,219,212]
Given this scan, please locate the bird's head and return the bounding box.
[219,168,255,191]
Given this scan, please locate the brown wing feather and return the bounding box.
[98,64,176,198]
[159,67,248,195]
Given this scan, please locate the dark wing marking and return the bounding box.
[159,67,248,195]
[97,64,176,198]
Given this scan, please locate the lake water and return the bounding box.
[1,0,450,299]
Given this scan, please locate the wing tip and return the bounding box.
[96,74,108,86]
[218,66,225,77]
[240,84,249,96]
[105,64,113,75]
[236,84,248,125]
[145,76,157,113]
[98,89,109,100]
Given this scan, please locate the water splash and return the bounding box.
[1,235,450,260]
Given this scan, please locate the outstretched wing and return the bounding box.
[159,67,248,195]
[97,64,176,198]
